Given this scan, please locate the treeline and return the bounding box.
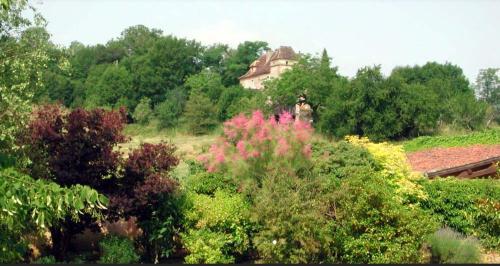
[32,25,500,140]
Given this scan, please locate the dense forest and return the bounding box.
[1,0,499,264]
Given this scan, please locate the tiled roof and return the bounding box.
[239,46,297,80]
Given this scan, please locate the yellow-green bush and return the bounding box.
[345,135,426,201]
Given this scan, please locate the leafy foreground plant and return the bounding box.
[428,227,481,264]
[98,235,140,264]
[0,168,107,263]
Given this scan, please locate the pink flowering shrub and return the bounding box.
[198,110,314,184]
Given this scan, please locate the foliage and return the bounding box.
[183,171,238,195]
[84,64,134,110]
[183,93,219,135]
[403,127,500,152]
[155,87,187,129]
[418,178,500,249]
[221,41,269,86]
[110,142,180,263]
[24,104,127,189]
[427,227,481,264]
[198,110,313,190]
[132,97,153,124]
[32,255,57,264]
[182,190,253,263]
[217,85,250,121]
[98,235,140,264]
[251,173,334,263]
[182,230,235,264]
[185,69,224,103]
[475,68,499,123]
[331,172,438,263]
[0,0,49,159]
[319,66,441,140]
[346,136,427,201]
[0,168,107,263]
[310,139,381,180]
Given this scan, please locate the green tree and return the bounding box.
[155,87,187,129]
[185,69,225,103]
[221,41,269,86]
[84,64,134,109]
[133,97,153,124]
[0,0,49,162]
[184,93,218,135]
[475,68,499,123]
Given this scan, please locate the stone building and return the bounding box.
[239,46,298,90]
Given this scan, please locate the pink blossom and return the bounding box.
[236,140,248,159]
[279,111,293,124]
[276,137,290,156]
[250,150,260,158]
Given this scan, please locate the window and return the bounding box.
[286,61,288,65]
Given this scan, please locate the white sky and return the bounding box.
[34,0,500,82]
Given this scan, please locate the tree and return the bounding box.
[475,68,499,123]
[185,69,225,103]
[155,87,187,129]
[84,64,134,110]
[221,41,269,86]
[133,97,153,124]
[0,0,49,164]
[184,93,218,135]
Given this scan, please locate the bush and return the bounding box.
[98,235,140,264]
[346,136,427,201]
[110,142,181,262]
[427,227,481,264]
[183,171,238,195]
[181,190,253,263]
[181,230,235,264]
[419,178,500,249]
[252,173,334,263]
[132,97,153,124]
[331,172,438,263]
[33,255,57,264]
[198,110,313,192]
[311,139,381,180]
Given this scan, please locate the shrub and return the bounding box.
[181,230,234,264]
[98,235,140,264]
[331,172,438,263]
[33,255,57,264]
[132,97,153,124]
[346,135,427,201]
[252,173,334,263]
[311,139,381,180]
[183,171,238,195]
[182,190,253,263]
[419,178,500,249]
[110,142,181,263]
[427,227,481,264]
[198,110,313,191]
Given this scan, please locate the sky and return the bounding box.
[33,0,500,82]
